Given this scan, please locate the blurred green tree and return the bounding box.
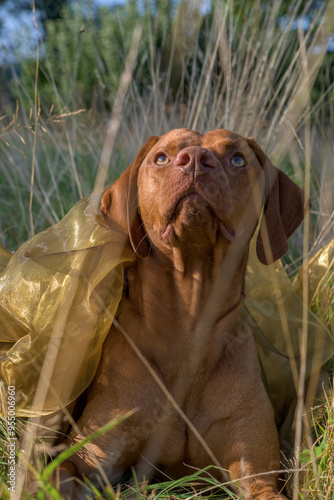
[5,0,69,23]
[5,0,333,117]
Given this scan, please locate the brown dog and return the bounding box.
[55,129,307,499]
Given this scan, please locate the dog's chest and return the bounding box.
[157,418,188,467]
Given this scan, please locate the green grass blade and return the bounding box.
[41,409,135,481]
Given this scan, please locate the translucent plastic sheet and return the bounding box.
[243,239,334,450]
[0,193,333,427]
[0,192,134,416]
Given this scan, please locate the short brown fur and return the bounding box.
[55,129,307,499]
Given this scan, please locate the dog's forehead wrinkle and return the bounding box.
[161,128,203,141]
[203,135,249,154]
[153,129,203,153]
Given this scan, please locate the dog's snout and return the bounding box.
[175,146,217,174]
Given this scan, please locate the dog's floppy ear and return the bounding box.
[247,138,310,265]
[100,136,160,258]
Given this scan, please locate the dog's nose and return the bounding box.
[174,146,217,174]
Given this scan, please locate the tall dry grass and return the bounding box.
[0,0,333,499]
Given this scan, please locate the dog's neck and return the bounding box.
[122,239,249,340]
[117,240,249,389]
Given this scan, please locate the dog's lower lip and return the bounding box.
[162,192,235,243]
[162,220,234,242]
[174,192,200,212]
[162,223,173,240]
[219,222,234,242]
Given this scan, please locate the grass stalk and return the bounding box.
[29,1,39,238]
[0,1,333,498]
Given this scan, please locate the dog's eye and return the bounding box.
[231,155,245,168]
[155,154,170,166]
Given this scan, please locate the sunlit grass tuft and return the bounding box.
[0,0,333,499]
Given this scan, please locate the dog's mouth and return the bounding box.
[161,190,234,243]
[173,192,204,216]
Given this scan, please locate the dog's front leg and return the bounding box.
[189,368,288,500]
[52,460,79,499]
[202,404,288,500]
[53,430,134,496]
[52,397,161,498]
[52,427,142,498]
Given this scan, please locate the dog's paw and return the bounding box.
[51,460,81,499]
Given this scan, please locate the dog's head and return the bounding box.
[101,129,308,264]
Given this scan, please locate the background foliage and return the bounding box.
[0,1,333,499]
[1,0,333,113]
[1,0,333,253]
